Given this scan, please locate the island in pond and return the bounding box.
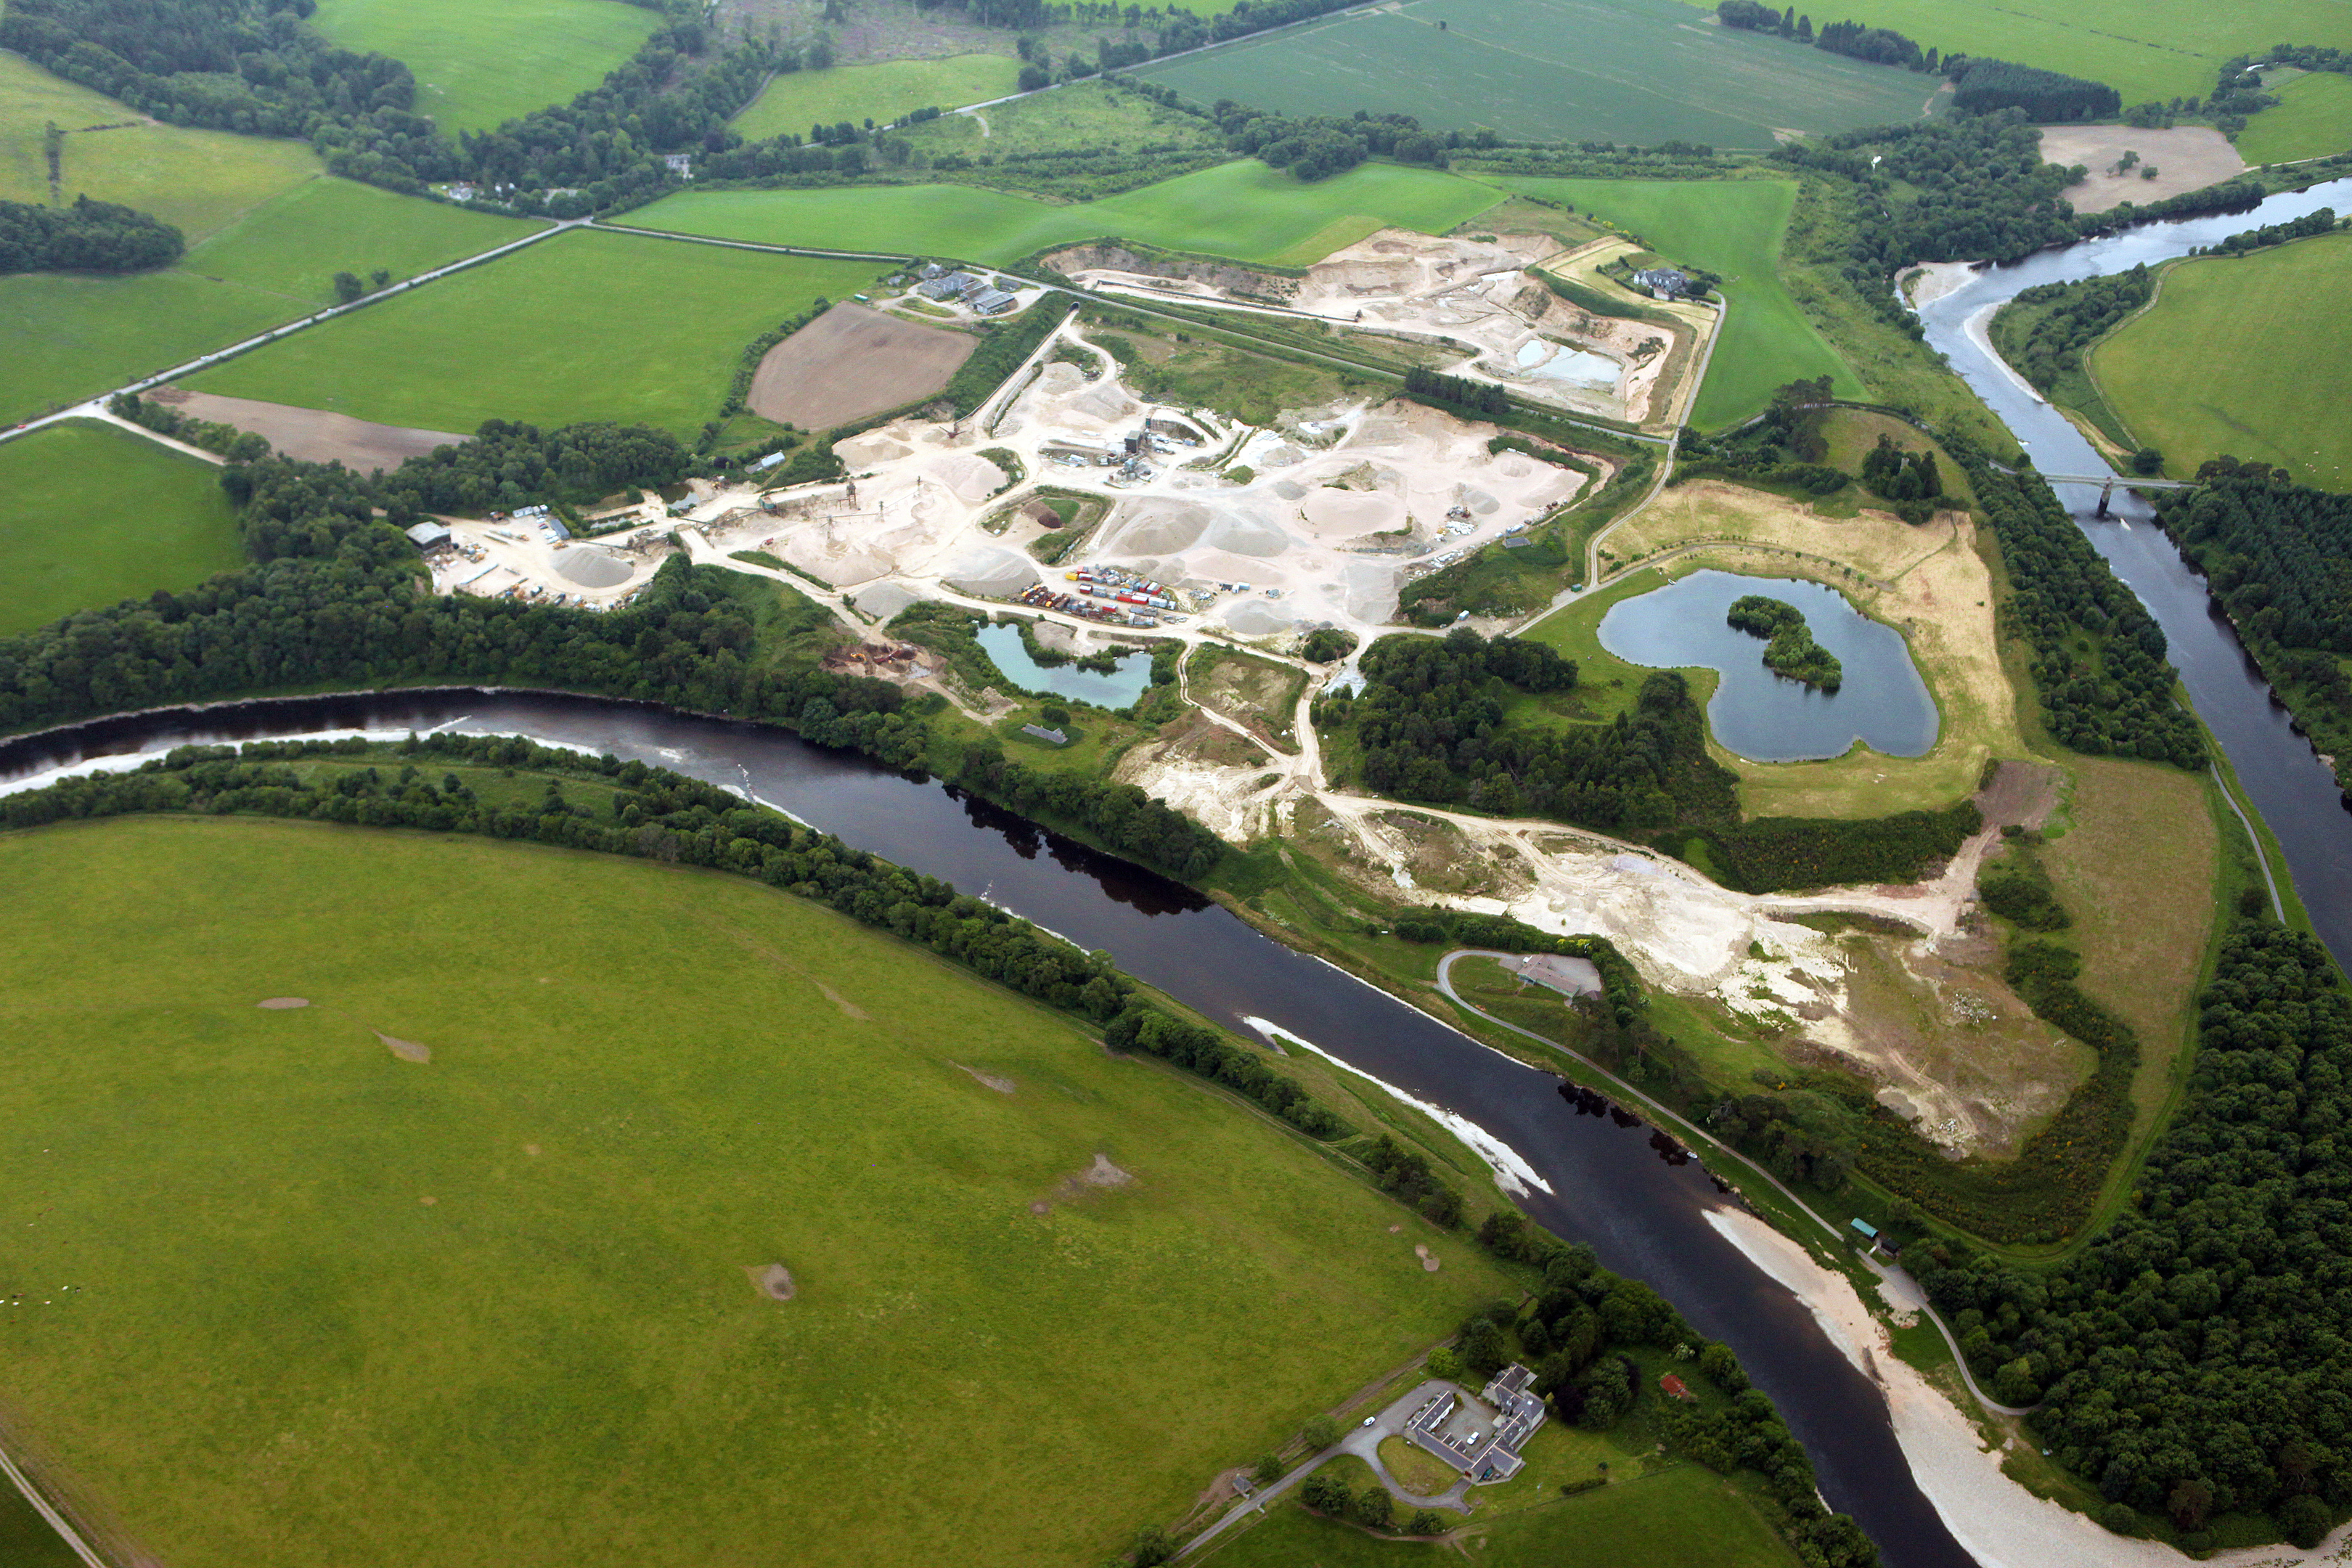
[1726,594,1842,690]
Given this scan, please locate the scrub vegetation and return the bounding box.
[0,420,244,634]
[189,231,880,436]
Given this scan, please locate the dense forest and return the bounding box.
[1914,922,2352,1548]
[0,194,182,274]
[1726,594,1841,689]
[1328,630,1728,829]
[1949,59,2119,121]
[1993,266,2152,394]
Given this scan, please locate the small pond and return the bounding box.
[976,623,1155,709]
[1513,339,1619,390]
[1596,571,1937,763]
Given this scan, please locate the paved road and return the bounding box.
[1431,950,2031,1420]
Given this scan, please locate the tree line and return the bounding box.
[1911,921,2352,1550]
[0,193,182,274]
[1993,266,2153,396]
[1717,3,2117,118]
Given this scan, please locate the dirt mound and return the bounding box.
[256,997,309,1009]
[1224,600,1299,634]
[1301,490,1399,535]
[837,430,912,466]
[749,303,976,429]
[852,582,920,621]
[926,451,1006,505]
[745,1263,796,1301]
[163,389,466,470]
[1066,383,1136,423]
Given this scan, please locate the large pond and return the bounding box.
[1514,338,1620,389]
[973,623,1153,709]
[1598,571,1938,762]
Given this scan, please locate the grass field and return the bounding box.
[1200,1463,1800,1567]
[0,421,245,634]
[0,176,542,422]
[2239,71,2352,165]
[307,0,660,133]
[0,51,320,241]
[189,231,881,436]
[732,55,1021,139]
[0,812,1513,1568]
[632,159,1503,267]
[2091,234,2352,488]
[1497,178,1860,427]
[1132,0,1939,150]
[1668,0,2352,107]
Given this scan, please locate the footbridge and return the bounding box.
[2026,472,2198,517]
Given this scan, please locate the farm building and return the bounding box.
[405,521,453,551]
[970,287,1018,315]
[1634,267,1691,299]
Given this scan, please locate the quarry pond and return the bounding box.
[973,624,1154,709]
[1598,571,1937,762]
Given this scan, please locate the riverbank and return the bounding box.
[1707,1206,2352,1568]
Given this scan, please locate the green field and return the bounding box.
[2237,71,2352,165]
[0,50,320,241]
[189,231,881,436]
[307,0,660,133]
[634,158,1503,267]
[1500,177,1861,425]
[733,55,1021,140]
[0,175,542,422]
[178,176,544,303]
[898,76,1228,163]
[1201,1465,1800,1567]
[0,812,1510,1568]
[0,421,245,634]
[1671,0,2352,107]
[2092,234,2352,488]
[1132,0,1940,150]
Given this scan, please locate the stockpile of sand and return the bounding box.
[1105,500,1213,555]
[837,430,912,467]
[939,543,1039,598]
[1066,384,1137,425]
[927,452,1007,505]
[1205,511,1289,558]
[1301,490,1400,534]
[553,547,633,589]
[852,582,920,621]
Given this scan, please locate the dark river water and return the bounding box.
[10,180,2352,1568]
[1601,570,1939,761]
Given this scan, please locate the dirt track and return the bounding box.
[749,302,976,429]
[156,388,468,470]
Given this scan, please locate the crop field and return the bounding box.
[1498,177,1859,426]
[0,52,319,242]
[2092,235,2352,488]
[1667,0,2352,108]
[732,54,1022,139]
[2237,71,2352,166]
[634,158,1502,267]
[308,0,660,133]
[0,421,244,635]
[748,301,975,427]
[188,232,883,437]
[1132,0,1939,150]
[0,814,1508,1568]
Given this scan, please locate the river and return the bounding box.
[9,183,2351,1568]
[1916,176,2352,969]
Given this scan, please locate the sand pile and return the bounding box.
[836,431,912,466]
[852,582,920,621]
[927,452,1007,505]
[1205,510,1289,558]
[1106,500,1213,554]
[1301,490,1400,534]
[553,547,632,588]
[1224,600,1300,634]
[940,543,1039,598]
[1066,384,1137,425]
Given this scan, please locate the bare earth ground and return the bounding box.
[1606,481,2023,817]
[748,302,977,429]
[2041,126,2245,214]
[154,388,468,470]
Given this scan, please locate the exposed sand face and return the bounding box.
[2042,125,2245,214]
[1705,1207,2352,1568]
